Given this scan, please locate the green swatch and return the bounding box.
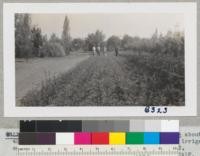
[126,132,144,144]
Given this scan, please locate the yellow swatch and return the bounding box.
[109,132,126,145]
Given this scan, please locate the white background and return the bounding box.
[3,3,197,117]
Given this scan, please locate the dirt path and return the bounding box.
[16,53,90,105]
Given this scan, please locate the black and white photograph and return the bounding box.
[15,13,185,107]
[3,3,197,116]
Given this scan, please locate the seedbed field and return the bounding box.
[20,52,184,106]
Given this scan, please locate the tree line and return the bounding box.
[15,14,71,58]
[15,14,184,59]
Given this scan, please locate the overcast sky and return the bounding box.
[30,13,184,39]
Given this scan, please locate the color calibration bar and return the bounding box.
[19,120,179,145]
[20,120,179,132]
[19,132,179,145]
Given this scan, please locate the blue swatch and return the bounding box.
[144,132,160,144]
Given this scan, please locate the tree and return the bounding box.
[50,33,61,43]
[62,15,71,55]
[94,30,105,46]
[121,35,134,50]
[31,26,43,57]
[42,35,48,45]
[71,38,85,51]
[107,35,121,51]
[15,13,33,59]
[85,30,105,51]
[15,14,23,57]
[152,28,158,40]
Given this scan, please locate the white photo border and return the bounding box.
[3,3,197,117]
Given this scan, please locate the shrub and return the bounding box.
[39,42,66,57]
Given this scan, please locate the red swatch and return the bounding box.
[91,132,109,144]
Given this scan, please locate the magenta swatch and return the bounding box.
[74,132,91,144]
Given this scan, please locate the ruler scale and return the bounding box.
[15,145,179,156]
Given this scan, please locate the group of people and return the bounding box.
[92,45,107,56]
[92,45,119,56]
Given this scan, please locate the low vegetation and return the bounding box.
[21,51,184,106]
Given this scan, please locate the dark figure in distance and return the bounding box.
[115,47,119,56]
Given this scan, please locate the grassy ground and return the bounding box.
[19,51,184,106]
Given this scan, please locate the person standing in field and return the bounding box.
[92,46,96,56]
[97,45,101,56]
[104,46,107,56]
[115,47,119,56]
